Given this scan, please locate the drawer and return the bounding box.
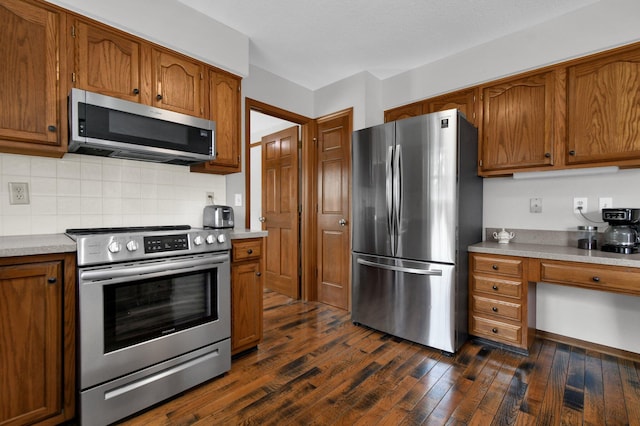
[472,255,523,277]
[472,275,522,300]
[232,239,262,262]
[471,315,522,346]
[472,295,522,321]
[540,261,640,296]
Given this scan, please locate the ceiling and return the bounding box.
[177,0,596,90]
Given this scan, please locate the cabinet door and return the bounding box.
[0,0,64,152]
[152,49,205,117]
[74,19,147,103]
[209,69,240,168]
[567,47,640,165]
[427,87,478,126]
[0,261,63,425]
[384,102,425,123]
[480,70,558,173]
[231,260,263,353]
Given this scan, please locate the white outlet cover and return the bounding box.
[9,182,30,205]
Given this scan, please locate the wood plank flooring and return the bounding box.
[120,290,640,425]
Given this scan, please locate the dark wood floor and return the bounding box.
[121,290,640,426]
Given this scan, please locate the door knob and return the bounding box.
[259,216,266,223]
[338,218,347,226]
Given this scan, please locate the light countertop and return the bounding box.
[469,241,640,268]
[0,234,77,258]
[229,229,268,239]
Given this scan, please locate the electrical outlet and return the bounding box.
[206,192,215,205]
[573,197,587,213]
[599,197,613,210]
[9,182,30,205]
[530,198,542,213]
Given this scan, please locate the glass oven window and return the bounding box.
[103,269,217,353]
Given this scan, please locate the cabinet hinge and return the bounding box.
[71,72,76,83]
[71,25,76,38]
[479,160,483,167]
[298,139,302,149]
[200,72,203,80]
[473,95,476,103]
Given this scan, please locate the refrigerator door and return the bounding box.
[395,111,458,264]
[351,253,458,352]
[352,122,396,257]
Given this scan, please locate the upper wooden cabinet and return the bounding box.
[427,87,478,126]
[0,0,68,157]
[567,46,640,166]
[73,19,149,103]
[152,49,205,118]
[479,70,561,174]
[191,69,242,174]
[384,102,425,122]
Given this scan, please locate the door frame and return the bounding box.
[244,98,317,301]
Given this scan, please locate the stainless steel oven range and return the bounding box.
[66,225,231,426]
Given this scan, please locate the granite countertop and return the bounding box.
[469,241,640,268]
[229,229,268,239]
[0,234,77,258]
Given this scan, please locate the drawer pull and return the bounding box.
[492,307,498,312]
[592,276,600,282]
[492,285,498,290]
[492,328,498,333]
[492,264,498,270]
[247,249,253,255]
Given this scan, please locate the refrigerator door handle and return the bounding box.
[356,258,443,276]
[393,144,402,246]
[386,145,395,254]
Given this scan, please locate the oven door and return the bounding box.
[78,252,230,390]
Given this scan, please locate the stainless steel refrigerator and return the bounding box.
[351,109,482,353]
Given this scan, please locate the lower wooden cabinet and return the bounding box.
[469,253,536,352]
[231,238,264,355]
[0,253,76,425]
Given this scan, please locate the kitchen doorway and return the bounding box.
[245,99,352,309]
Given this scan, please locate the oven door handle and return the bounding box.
[79,254,229,283]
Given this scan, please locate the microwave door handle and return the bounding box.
[357,258,442,276]
[386,145,394,254]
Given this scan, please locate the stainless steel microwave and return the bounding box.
[68,88,215,165]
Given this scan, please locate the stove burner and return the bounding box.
[66,225,191,235]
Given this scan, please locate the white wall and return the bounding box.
[0,153,225,235]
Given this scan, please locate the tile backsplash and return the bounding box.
[0,153,226,236]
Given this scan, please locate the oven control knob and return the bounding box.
[193,235,204,246]
[108,241,121,253]
[217,234,227,244]
[205,234,216,244]
[126,240,139,252]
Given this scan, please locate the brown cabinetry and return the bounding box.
[479,70,561,174]
[567,46,640,166]
[0,253,75,425]
[540,260,640,296]
[152,49,205,118]
[72,18,148,103]
[0,0,68,157]
[231,238,264,355]
[469,253,536,352]
[383,87,478,126]
[191,69,242,174]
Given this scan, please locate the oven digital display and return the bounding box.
[144,234,189,253]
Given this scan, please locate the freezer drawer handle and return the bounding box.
[357,258,442,276]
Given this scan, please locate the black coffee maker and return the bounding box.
[601,208,640,253]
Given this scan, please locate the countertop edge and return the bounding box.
[0,234,77,258]
[230,229,268,240]
[469,241,640,268]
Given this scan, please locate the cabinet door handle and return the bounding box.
[492,307,498,312]
[247,249,253,255]
[47,125,57,132]
[492,285,498,290]
[256,272,262,277]
[592,276,600,282]
[492,328,498,333]
[156,94,163,101]
[47,277,57,284]
[544,152,551,158]
[492,264,498,270]
[133,88,140,95]
[569,150,576,156]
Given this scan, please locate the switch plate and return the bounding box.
[206,192,215,205]
[234,193,242,207]
[530,198,542,213]
[573,197,587,213]
[9,182,30,205]
[599,197,613,210]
